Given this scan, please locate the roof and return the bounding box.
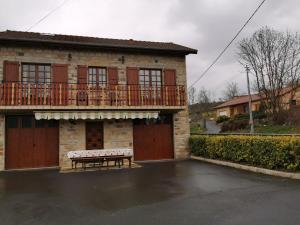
[214,95,261,109]
[0,30,197,55]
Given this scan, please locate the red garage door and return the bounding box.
[133,114,174,161]
[5,116,59,170]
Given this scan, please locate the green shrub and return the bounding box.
[233,111,267,121]
[189,135,300,171]
[221,119,249,132]
[233,113,249,120]
[216,115,230,124]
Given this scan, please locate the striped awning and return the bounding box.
[34,111,160,120]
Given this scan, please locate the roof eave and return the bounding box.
[0,37,198,55]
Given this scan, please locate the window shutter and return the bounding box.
[126,67,139,105]
[77,65,87,84]
[126,67,139,85]
[164,69,177,106]
[164,69,176,86]
[3,61,19,82]
[107,67,118,85]
[52,64,68,83]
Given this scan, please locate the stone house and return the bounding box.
[0,30,197,170]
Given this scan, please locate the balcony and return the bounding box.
[0,82,186,110]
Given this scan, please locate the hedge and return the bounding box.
[189,135,300,171]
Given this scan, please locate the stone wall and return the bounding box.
[59,120,86,170]
[173,108,190,159]
[0,46,186,86]
[59,119,133,170]
[103,120,133,149]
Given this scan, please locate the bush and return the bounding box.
[189,135,300,171]
[233,111,267,121]
[252,111,267,120]
[221,119,249,132]
[216,115,230,124]
[233,113,249,120]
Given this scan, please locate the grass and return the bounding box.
[224,124,300,134]
[190,123,206,135]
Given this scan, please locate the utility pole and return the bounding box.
[246,66,254,134]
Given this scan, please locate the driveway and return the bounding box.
[205,120,221,133]
[0,160,300,225]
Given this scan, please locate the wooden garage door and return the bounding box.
[133,114,174,161]
[5,116,59,169]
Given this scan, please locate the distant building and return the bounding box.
[214,87,300,118]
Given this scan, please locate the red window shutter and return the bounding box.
[107,67,118,85]
[126,67,139,105]
[164,69,177,106]
[3,61,19,82]
[52,64,68,83]
[126,67,139,85]
[77,65,87,84]
[164,69,176,86]
[52,64,68,105]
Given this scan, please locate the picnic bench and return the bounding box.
[67,148,133,170]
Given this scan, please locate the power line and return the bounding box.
[25,0,70,32]
[188,0,267,90]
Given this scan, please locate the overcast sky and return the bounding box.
[0,0,299,99]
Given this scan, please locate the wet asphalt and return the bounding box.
[0,160,300,225]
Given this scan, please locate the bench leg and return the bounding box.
[129,158,131,168]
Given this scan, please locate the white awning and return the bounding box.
[34,111,160,120]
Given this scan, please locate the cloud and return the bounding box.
[0,0,299,98]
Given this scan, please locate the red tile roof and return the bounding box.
[0,30,197,55]
[214,95,261,109]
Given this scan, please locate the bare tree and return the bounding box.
[188,87,196,105]
[238,27,300,123]
[197,87,211,104]
[223,82,240,100]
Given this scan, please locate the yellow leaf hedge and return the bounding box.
[189,135,300,171]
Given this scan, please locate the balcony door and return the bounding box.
[139,69,162,105]
[21,63,68,105]
[20,64,51,105]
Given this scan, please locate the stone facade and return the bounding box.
[59,120,86,170]
[173,108,190,159]
[0,46,186,86]
[0,45,191,170]
[103,120,133,149]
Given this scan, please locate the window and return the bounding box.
[139,69,162,88]
[21,116,33,128]
[133,114,172,125]
[48,120,59,128]
[22,64,51,84]
[88,67,107,86]
[139,69,162,98]
[7,117,19,128]
[35,120,46,128]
